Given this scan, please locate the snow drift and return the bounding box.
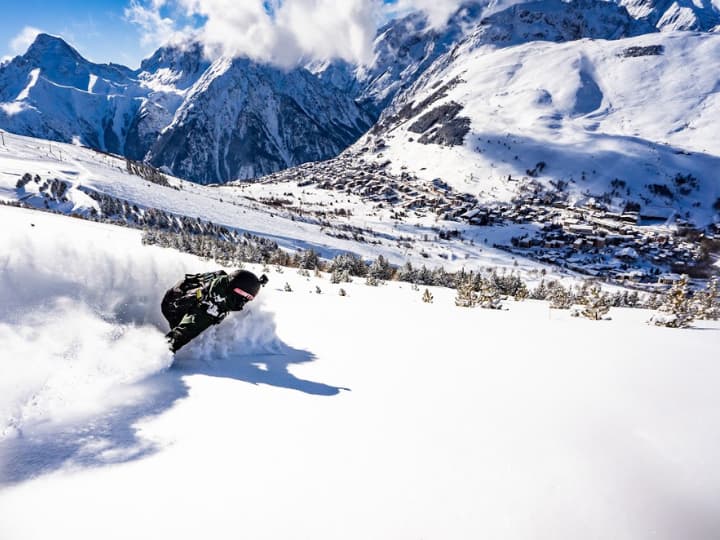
[0,207,279,444]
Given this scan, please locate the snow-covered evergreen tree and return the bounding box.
[575,283,611,320]
[368,255,392,281]
[694,277,719,320]
[513,281,529,301]
[650,275,695,328]
[284,282,293,292]
[455,277,478,308]
[548,283,574,309]
[477,278,504,310]
[530,279,549,300]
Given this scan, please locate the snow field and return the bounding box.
[0,206,278,445]
[1,206,720,539]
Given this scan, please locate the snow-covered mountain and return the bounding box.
[147,57,373,184]
[0,34,144,155]
[0,34,372,184]
[313,0,653,112]
[356,29,720,227]
[617,0,720,31]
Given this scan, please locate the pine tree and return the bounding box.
[694,277,719,320]
[477,278,504,310]
[548,283,573,309]
[365,275,380,286]
[455,277,478,307]
[422,288,434,303]
[576,283,611,320]
[530,279,549,300]
[651,275,695,328]
[513,281,529,301]
[368,255,392,281]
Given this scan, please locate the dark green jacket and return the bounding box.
[166,274,246,352]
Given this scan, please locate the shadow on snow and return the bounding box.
[0,336,346,488]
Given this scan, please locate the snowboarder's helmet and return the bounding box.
[229,270,267,301]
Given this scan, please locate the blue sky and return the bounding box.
[0,0,156,68]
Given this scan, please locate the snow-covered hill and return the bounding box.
[0,34,372,184]
[361,30,720,226]
[1,205,719,540]
[0,131,538,274]
[314,0,652,112]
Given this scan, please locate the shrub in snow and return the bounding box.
[365,275,380,286]
[284,282,292,292]
[649,275,695,328]
[339,288,347,297]
[644,293,663,310]
[574,283,611,320]
[513,281,529,301]
[331,268,352,284]
[315,286,322,294]
[477,278,504,310]
[298,268,310,277]
[328,252,366,277]
[293,249,321,270]
[490,270,525,299]
[530,279,549,300]
[455,278,478,308]
[368,255,393,281]
[422,288,434,303]
[694,278,719,320]
[548,283,574,310]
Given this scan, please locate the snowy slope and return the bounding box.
[362,30,720,226]
[1,205,719,540]
[0,131,543,274]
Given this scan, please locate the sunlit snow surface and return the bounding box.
[368,31,720,221]
[1,206,719,540]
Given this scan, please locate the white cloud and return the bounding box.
[390,0,463,28]
[10,26,43,55]
[125,1,180,48]
[125,0,472,67]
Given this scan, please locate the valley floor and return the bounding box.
[1,206,719,539]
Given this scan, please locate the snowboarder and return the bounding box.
[161,269,269,353]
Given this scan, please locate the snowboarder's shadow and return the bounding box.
[0,372,190,487]
[175,345,350,396]
[0,328,346,488]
